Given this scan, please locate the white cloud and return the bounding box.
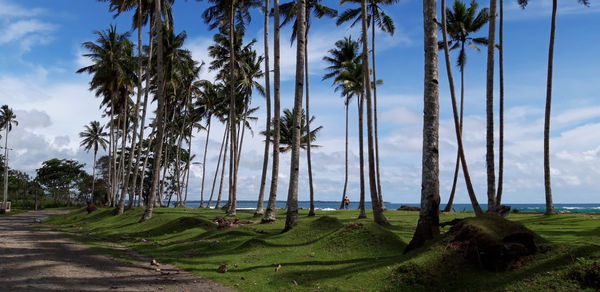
[0,19,57,50]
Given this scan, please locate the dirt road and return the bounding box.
[0,210,232,292]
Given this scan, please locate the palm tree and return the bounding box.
[359,0,388,225]
[518,0,589,215]
[485,0,497,212]
[256,0,272,217]
[322,36,360,209]
[279,0,337,217]
[497,0,505,207]
[334,59,368,218]
[406,0,440,252]
[79,121,109,202]
[141,0,167,222]
[263,0,282,223]
[336,0,397,207]
[0,105,18,206]
[284,0,307,232]
[263,109,322,152]
[439,0,488,212]
[439,0,484,216]
[202,0,261,217]
[77,25,136,208]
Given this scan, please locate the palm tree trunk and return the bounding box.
[183,134,192,206]
[361,0,388,226]
[138,128,155,207]
[91,150,97,202]
[117,96,130,214]
[358,95,367,219]
[497,0,505,206]
[227,3,238,217]
[216,126,230,209]
[263,0,281,223]
[256,0,272,217]
[485,0,497,212]
[200,116,212,207]
[130,23,155,205]
[406,0,441,251]
[444,51,466,213]
[305,33,316,217]
[108,104,116,207]
[141,0,165,222]
[371,13,384,209]
[283,0,306,232]
[544,0,557,215]
[439,0,483,216]
[340,102,349,209]
[122,1,145,212]
[3,128,8,205]
[207,123,228,208]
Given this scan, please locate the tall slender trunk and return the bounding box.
[357,95,367,219]
[406,0,441,252]
[485,0,497,212]
[2,129,8,205]
[138,128,155,207]
[340,102,349,209]
[216,128,230,209]
[183,132,192,206]
[199,116,212,207]
[371,13,384,209]
[140,0,165,222]
[108,104,116,207]
[305,32,316,217]
[207,123,229,208]
[361,0,388,226]
[444,47,466,213]
[283,0,306,232]
[497,0,505,205]
[121,1,145,212]
[256,0,272,217]
[439,0,483,216]
[544,0,557,215]
[130,25,155,204]
[263,0,281,223]
[117,96,130,214]
[227,4,238,217]
[91,150,97,202]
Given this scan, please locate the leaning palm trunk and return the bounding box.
[199,116,212,208]
[117,96,130,214]
[256,0,272,217]
[485,0,497,212]
[357,95,367,219]
[216,126,231,209]
[439,0,483,216]
[207,123,229,208]
[371,15,383,209]
[283,0,306,232]
[305,34,316,217]
[108,103,116,207]
[91,150,98,202]
[140,0,166,222]
[262,0,281,223]
[444,48,466,213]
[497,0,505,205]
[339,102,349,209]
[361,0,388,226]
[544,0,557,215]
[406,0,441,251]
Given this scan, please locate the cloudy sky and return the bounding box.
[1,0,599,204]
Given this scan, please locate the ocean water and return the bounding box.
[178,200,600,213]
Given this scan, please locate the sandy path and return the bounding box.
[0,210,232,292]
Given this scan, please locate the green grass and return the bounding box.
[46,208,600,291]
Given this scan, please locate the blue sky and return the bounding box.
[1,0,599,204]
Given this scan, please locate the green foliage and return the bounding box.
[36,158,88,205]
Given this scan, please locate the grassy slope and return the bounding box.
[46,208,600,291]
